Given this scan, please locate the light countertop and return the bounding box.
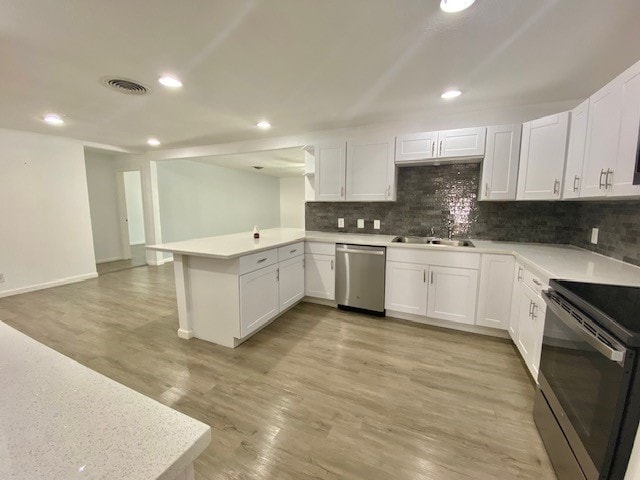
[148,228,640,287]
[0,322,211,480]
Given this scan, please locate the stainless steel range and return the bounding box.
[536,280,640,480]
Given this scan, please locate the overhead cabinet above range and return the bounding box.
[395,127,487,164]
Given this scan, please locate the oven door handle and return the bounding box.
[542,291,626,364]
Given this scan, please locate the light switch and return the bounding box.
[591,228,599,244]
[373,220,381,230]
[357,219,365,229]
[338,218,345,228]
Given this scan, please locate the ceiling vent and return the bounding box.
[101,77,150,95]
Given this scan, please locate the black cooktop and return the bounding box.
[552,279,640,346]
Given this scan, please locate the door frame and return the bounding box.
[115,168,144,261]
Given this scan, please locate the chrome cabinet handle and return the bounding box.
[532,278,542,286]
[289,249,297,254]
[517,267,523,282]
[553,179,560,195]
[485,182,489,197]
[599,169,606,189]
[573,175,580,192]
[605,169,613,188]
[423,269,426,283]
[257,258,267,263]
[531,303,538,319]
[528,300,534,317]
[431,142,435,157]
[439,140,443,157]
[340,186,344,197]
[330,259,334,270]
[430,271,434,285]
[276,268,279,282]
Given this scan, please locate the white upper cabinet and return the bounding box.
[346,136,396,201]
[611,60,640,197]
[314,142,346,201]
[395,131,438,163]
[427,265,478,325]
[395,127,486,164]
[479,125,522,201]
[517,112,569,200]
[563,100,589,199]
[437,127,487,159]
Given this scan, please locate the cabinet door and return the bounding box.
[304,253,335,300]
[239,264,279,338]
[476,255,515,330]
[385,261,428,315]
[346,136,396,201]
[278,256,305,311]
[427,266,478,325]
[479,125,522,201]
[395,131,438,163]
[581,79,622,198]
[515,285,545,380]
[314,142,346,201]
[509,263,525,341]
[437,127,486,158]
[611,60,640,197]
[563,100,589,199]
[517,112,569,200]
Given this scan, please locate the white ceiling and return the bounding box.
[188,147,305,177]
[2,0,640,150]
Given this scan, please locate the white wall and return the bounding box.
[85,150,123,262]
[123,171,145,245]
[279,177,305,228]
[0,129,97,297]
[157,160,281,243]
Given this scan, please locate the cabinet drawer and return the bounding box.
[387,247,480,269]
[523,268,547,297]
[304,241,336,256]
[239,248,278,275]
[278,242,304,262]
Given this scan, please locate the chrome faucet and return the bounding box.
[446,218,455,240]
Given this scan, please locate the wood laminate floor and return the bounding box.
[96,244,147,275]
[0,265,556,480]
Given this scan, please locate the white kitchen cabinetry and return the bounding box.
[304,242,335,300]
[479,124,522,201]
[346,136,396,201]
[508,263,524,341]
[427,266,479,325]
[476,254,515,329]
[580,60,640,198]
[517,112,569,200]
[385,261,428,315]
[239,264,280,338]
[395,127,486,164]
[278,256,305,311]
[563,100,589,199]
[314,142,346,201]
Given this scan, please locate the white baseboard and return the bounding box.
[0,272,99,299]
[130,241,146,246]
[386,310,510,339]
[177,328,194,339]
[96,256,124,264]
[149,255,174,266]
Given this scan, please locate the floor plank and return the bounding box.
[0,264,556,480]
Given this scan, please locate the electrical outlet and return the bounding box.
[357,219,365,229]
[338,218,345,228]
[591,228,599,244]
[373,220,381,230]
[0,273,4,283]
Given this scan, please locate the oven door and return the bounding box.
[540,290,631,480]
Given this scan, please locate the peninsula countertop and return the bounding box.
[0,322,211,480]
[148,228,640,287]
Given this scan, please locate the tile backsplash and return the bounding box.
[305,164,640,266]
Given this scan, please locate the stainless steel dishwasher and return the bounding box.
[335,244,386,314]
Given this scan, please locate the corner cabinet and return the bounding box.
[476,254,515,329]
[562,99,589,199]
[346,136,396,201]
[304,242,336,300]
[395,127,486,164]
[479,124,522,201]
[517,112,569,200]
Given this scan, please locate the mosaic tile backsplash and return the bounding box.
[305,164,640,266]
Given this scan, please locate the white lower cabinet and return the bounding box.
[427,266,478,325]
[304,253,335,300]
[278,256,305,311]
[239,264,280,338]
[385,261,428,315]
[476,254,515,329]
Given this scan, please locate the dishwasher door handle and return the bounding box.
[335,247,385,256]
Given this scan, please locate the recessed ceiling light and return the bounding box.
[256,121,271,129]
[147,138,161,147]
[158,75,183,88]
[441,89,462,99]
[43,113,64,126]
[440,0,475,13]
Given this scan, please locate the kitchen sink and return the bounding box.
[391,236,474,248]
